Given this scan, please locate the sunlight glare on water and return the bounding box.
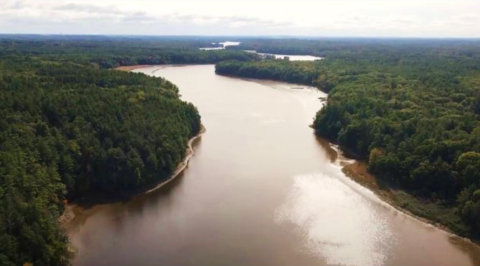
[275,173,395,266]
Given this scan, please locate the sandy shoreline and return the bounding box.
[114,65,154,71]
[337,149,480,247]
[114,64,206,72]
[145,125,205,194]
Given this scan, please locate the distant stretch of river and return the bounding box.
[199,41,241,50]
[244,50,323,61]
[199,41,322,61]
[65,65,480,266]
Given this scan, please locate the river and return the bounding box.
[198,42,321,61]
[244,50,323,61]
[199,41,241,50]
[65,65,480,266]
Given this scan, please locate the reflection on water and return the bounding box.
[276,173,394,266]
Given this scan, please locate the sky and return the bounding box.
[0,0,479,38]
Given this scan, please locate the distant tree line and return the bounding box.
[0,36,260,69]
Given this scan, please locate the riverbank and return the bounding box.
[114,65,154,71]
[144,125,205,194]
[59,125,205,226]
[314,121,469,239]
[340,154,472,240]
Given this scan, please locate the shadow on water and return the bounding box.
[66,137,203,232]
[449,236,480,266]
[313,134,337,163]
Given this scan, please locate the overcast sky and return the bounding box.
[1,0,479,38]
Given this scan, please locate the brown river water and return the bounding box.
[65,65,480,266]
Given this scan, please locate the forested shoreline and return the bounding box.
[216,39,480,239]
[0,36,255,266]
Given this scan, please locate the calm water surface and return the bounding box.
[198,41,320,60]
[199,41,241,50]
[244,50,323,61]
[262,53,322,61]
[66,65,480,266]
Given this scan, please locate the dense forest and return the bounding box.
[216,39,480,238]
[0,35,258,68]
[216,60,332,90]
[0,36,258,266]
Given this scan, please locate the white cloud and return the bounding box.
[55,3,122,14]
[0,0,478,37]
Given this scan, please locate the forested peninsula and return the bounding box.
[0,36,257,266]
[216,39,480,239]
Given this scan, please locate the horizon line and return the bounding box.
[1,33,480,40]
